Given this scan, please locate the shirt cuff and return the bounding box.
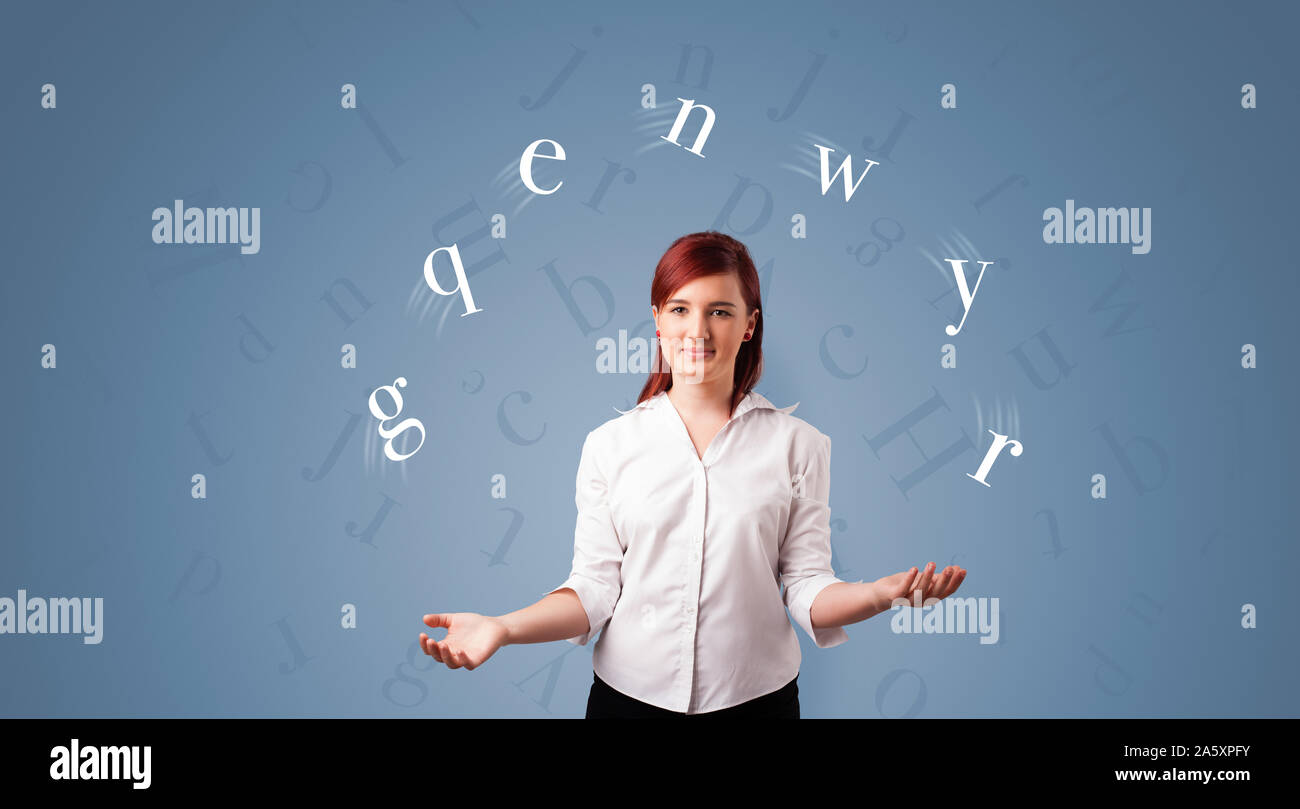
[544,574,616,646]
[787,574,849,649]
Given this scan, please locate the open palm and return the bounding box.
[874,561,966,612]
[419,612,509,671]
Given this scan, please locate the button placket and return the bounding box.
[685,467,706,618]
[658,392,759,712]
[679,466,704,707]
[693,465,705,563]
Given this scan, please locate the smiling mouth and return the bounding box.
[684,349,714,356]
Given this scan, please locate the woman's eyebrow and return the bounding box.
[666,299,736,307]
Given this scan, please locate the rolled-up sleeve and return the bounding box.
[543,430,624,645]
[779,432,849,649]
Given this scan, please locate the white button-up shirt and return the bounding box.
[545,389,849,714]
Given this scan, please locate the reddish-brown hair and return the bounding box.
[636,231,764,416]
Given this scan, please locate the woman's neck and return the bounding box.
[667,377,736,420]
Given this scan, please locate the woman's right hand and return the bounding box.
[419,612,509,671]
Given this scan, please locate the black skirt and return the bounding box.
[585,671,799,718]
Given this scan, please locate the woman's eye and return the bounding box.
[668,306,729,315]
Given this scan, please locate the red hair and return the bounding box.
[636,231,764,416]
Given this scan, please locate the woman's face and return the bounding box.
[652,272,758,387]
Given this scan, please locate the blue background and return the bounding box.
[2,0,1296,717]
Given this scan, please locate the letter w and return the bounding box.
[816,145,879,202]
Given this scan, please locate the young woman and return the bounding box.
[418,231,967,718]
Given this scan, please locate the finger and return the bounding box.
[937,568,958,599]
[437,641,454,668]
[938,568,964,600]
[927,567,954,601]
[945,568,967,598]
[423,614,451,629]
[893,567,919,600]
[920,569,942,602]
[419,633,431,656]
[913,562,936,598]
[443,642,463,670]
[423,635,443,664]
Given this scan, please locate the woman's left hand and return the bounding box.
[871,561,966,614]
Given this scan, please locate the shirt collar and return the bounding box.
[613,389,799,417]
